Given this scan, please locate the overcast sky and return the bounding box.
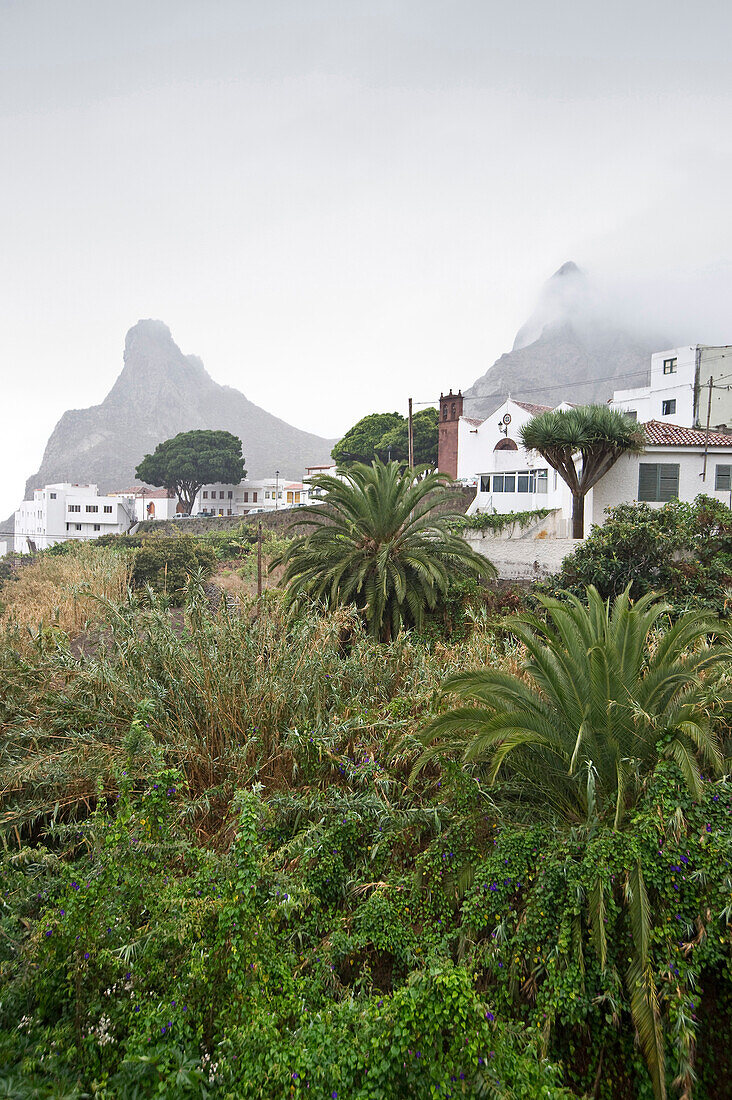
[3,0,732,518]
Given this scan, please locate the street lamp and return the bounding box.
[275,469,279,510]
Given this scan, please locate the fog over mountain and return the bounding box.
[463,262,670,420]
[23,320,335,499]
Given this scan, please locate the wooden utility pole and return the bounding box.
[408,397,414,469]
[702,375,713,482]
[257,522,263,597]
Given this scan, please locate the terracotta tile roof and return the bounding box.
[461,416,484,427]
[642,420,732,447]
[512,400,553,415]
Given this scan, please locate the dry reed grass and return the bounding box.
[0,544,132,638]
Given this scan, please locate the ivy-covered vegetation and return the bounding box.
[453,509,551,534]
[2,502,732,1098]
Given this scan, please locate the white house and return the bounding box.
[193,477,312,516]
[14,484,137,553]
[110,488,178,522]
[591,421,732,524]
[610,345,732,430]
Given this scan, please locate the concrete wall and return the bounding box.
[464,529,578,581]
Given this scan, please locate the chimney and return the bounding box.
[438,389,464,478]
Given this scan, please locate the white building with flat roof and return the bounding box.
[193,477,312,516]
[14,484,137,553]
[610,345,732,430]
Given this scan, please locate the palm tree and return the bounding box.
[418,586,725,827]
[273,460,494,642]
[417,586,729,1099]
[520,405,645,539]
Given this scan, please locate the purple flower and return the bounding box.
[84,952,90,959]
[485,1011,495,1022]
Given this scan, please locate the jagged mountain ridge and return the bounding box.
[463,262,668,420]
[24,320,336,497]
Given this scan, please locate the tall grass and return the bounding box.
[0,543,132,637]
[0,575,511,841]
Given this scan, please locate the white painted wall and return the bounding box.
[610,346,697,426]
[591,445,732,526]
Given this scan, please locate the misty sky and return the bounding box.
[3,0,732,519]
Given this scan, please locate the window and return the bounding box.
[50,492,56,499]
[253,492,258,502]
[227,508,232,515]
[638,463,679,502]
[492,474,515,493]
[517,471,531,493]
[662,399,676,415]
[625,410,638,421]
[228,491,233,499]
[715,465,732,491]
[265,491,270,499]
[66,523,70,531]
[93,524,101,531]
[219,491,225,499]
[75,524,81,531]
[103,505,112,513]
[68,504,80,513]
[203,491,208,499]
[442,405,448,421]
[663,357,677,374]
[278,492,283,499]
[86,505,98,513]
[243,491,249,502]
[536,469,548,494]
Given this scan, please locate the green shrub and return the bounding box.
[131,535,217,601]
[547,495,732,614]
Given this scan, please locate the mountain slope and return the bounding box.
[463,262,667,420]
[24,320,335,497]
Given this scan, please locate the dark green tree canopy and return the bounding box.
[377,407,439,466]
[332,408,438,468]
[332,412,403,466]
[135,429,246,514]
[520,405,644,539]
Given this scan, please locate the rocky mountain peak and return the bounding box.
[512,261,594,351]
[464,263,666,421]
[22,321,335,501]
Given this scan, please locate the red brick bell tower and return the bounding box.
[437,389,464,479]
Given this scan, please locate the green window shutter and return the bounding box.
[658,464,679,501]
[638,463,658,501]
[715,465,731,491]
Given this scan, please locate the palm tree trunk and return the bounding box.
[571,492,585,539]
